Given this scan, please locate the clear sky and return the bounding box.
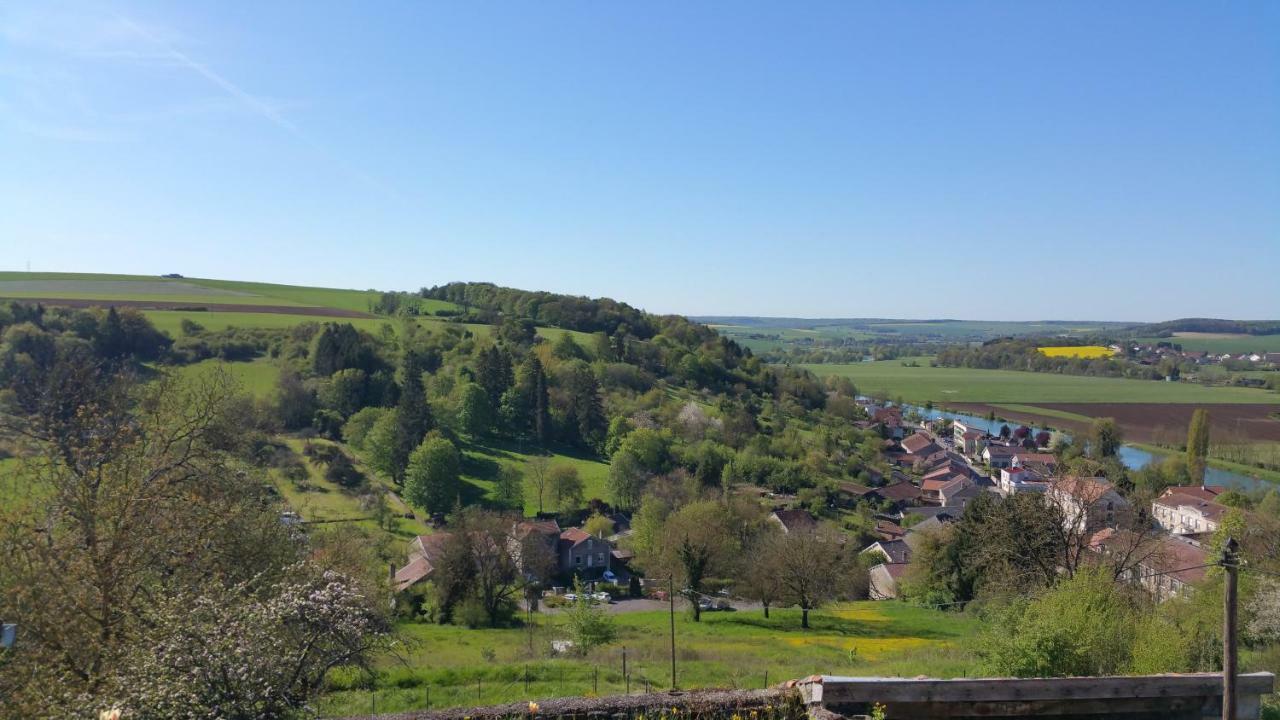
[2,1,1277,321]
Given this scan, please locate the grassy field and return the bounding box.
[0,271,457,314]
[1038,346,1114,359]
[317,602,978,716]
[459,439,612,516]
[167,357,282,398]
[1131,333,1280,354]
[801,358,1279,404]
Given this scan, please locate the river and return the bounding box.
[894,403,1268,490]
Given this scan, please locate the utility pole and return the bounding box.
[669,576,677,691]
[1223,537,1240,720]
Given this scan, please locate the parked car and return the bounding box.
[592,592,612,603]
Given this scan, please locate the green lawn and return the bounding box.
[802,358,1278,404]
[271,438,433,541]
[458,439,612,516]
[167,357,282,399]
[317,602,978,716]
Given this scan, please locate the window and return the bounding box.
[576,556,582,565]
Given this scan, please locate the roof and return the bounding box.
[410,533,451,564]
[923,474,969,492]
[514,519,561,540]
[1154,493,1230,522]
[559,527,594,547]
[961,429,986,440]
[1161,486,1226,503]
[1014,452,1057,465]
[878,481,923,503]
[864,539,912,564]
[984,445,1017,457]
[394,556,434,592]
[771,509,818,533]
[902,433,940,455]
[1049,476,1118,500]
[837,482,875,497]
[875,519,906,541]
[873,562,909,580]
[922,464,968,482]
[1091,530,1211,587]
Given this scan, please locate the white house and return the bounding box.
[1046,476,1128,534]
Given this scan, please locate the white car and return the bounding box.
[592,592,612,603]
[563,593,578,602]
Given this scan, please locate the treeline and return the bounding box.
[1132,318,1280,337]
[422,281,657,338]
[0,334,391,717]
[933,338,1164,380]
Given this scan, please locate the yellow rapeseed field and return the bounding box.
[1038,345,1114,359]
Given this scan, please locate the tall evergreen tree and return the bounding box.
[391,350,434,482]
[1186,409,1211,484]
[475,345,513,410]
[532,356,551,446]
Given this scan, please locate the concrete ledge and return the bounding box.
[796,673,1275,719]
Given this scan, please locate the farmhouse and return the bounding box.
[394,533,452,592]
[558,527,613,579]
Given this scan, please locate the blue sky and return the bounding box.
[1,1,1277,320]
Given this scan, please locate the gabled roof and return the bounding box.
[961,429,986,440]
[771,509,818,534]
[878,481,923,503]
[394,556,434,592]
[1013,452,1057,465]
[560,527,594,547]
[875,519,906,541]
[514,519,561,540]
[983,445,1017,457]
[410,533,451,564]
[923,474,969,492]
[902,432,940,455]
[864,539,912,564]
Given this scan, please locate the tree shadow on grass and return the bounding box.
[713,611,959,642]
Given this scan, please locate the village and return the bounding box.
[390,397,1234,616]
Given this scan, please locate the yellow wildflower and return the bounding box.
[528,702,539,714]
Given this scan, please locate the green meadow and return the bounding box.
[317,602,978,716]
[801,358,1278,404]
[1131,333,1280,354]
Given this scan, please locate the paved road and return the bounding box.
[530,597,763,615]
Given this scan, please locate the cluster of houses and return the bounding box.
[393,514,633,596]
[854,406,1230,603]
[1123,343,1280,368]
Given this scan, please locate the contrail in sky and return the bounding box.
[113,13,399,199]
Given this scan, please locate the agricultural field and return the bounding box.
[1130,333,1280,354]
[702,317,1131,350]
[0,271,459,318]
[1037,345,1114,359]
[801,358,1280,405]
[317,602,978,715]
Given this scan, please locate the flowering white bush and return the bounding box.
[116,566,388,720]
